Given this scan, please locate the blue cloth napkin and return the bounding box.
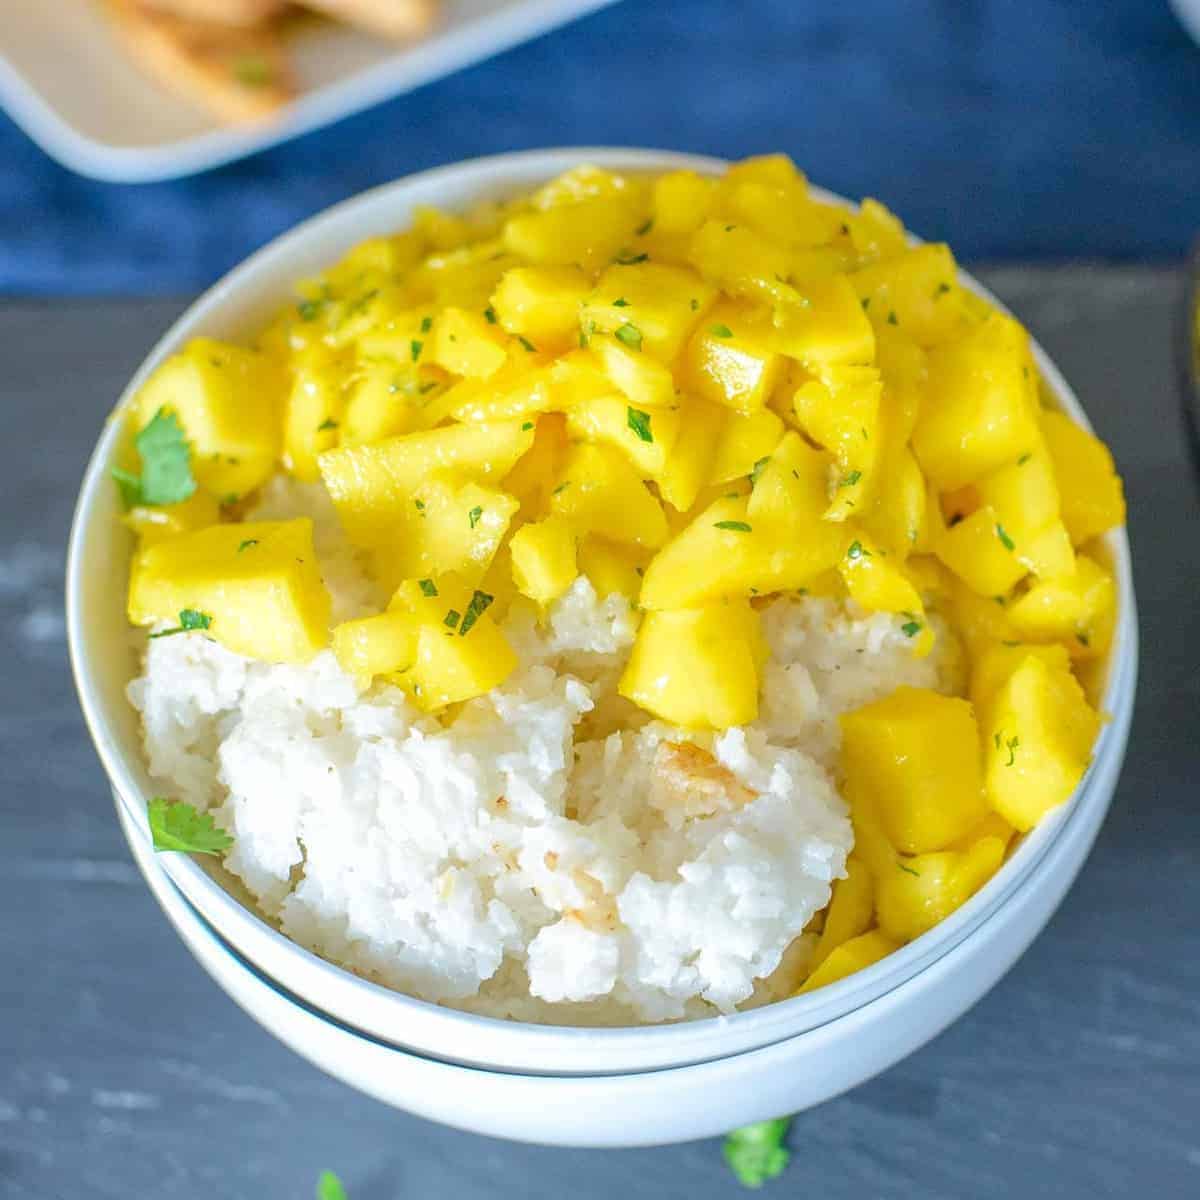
[1,0,1197,294]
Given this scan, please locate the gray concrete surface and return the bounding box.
[1,268,1197,1199]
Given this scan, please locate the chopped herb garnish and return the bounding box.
[115,408,197,508]
[846,540,870,561]
[749,456,770,487]
[995,523,1016,551]
[839,470,862,488]
[521,421,534,431]
[723,1119,791,1190]
[316,1171,348,1200]
[897,861,921,877]
[552,481,571,496]
[614,322,643,351]
[418,579,438,597]
[1076,631,1091,647]
[458,589,494,637]
[714,520,752,532]
[935,282,952,297]
[887,311,899,325]
[237,539,258,552]
[317,418,339,432]
[297,298,325,321]
[149,608,212,639]
[468,505,484,529]
[710,323,734,339]
[110,466,142,509]
[1005,735,1020,766]
[689,298,699,311]
[414,498,426,514]
[612,297,630,307]
[1017,453,1032,465]
[724,224,736,232]
[614,251,648,265]
[861,296,871,310]
[517,335,537,353]
[483,306,497,325]
[635,218,653,235]
[627,407,653,443]
[147,797,233,856]
[900,619,922,638]
[410,339,423,362]
[221,493,240,507]
[443,609,461,630]
[420,315,432,333]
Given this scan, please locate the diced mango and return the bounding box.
[797,930,899,993]
[913,313,1039,490]
[283,344,346,482]
[490,266,592,351]
[1006,553,1116,659]
[846,198,907,264]
[577,537,645,602]
[810,857,874,970]
[687,219,795,305]
[122,490,222,548]
[708,408,785,485]
[875,835,1006,943]
[588,333,677,408]
[840,687,988,854]
[746,431,830,528]
[1040,409,1126,545]
[567,395,682,478]
[510,515,578,605]
[772,275,875,367]
[935,505,1029,597]
[430,307,509,378]
[502,195,642,269]
[969,640,1072,724]
[656,397,725,512]
[332,611,418,682]
[863,445,926,558]
[128,519,330,663]
[503,413,569,522]
[133,337,282,499]
[838,532,932,654]
[983,654,1101,831]
[849,244,967,346]
[341,360,421,446]
[680,301,784,412]
[550,442,669,549]
[652,170,715,235]
[619,600,763,728]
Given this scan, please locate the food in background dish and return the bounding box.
[115,157,1125,1024]
[100,0,436,124]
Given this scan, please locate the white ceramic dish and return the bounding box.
[0,1,620,182]
[68,148,1138,1083]
[116,681,1133,1148]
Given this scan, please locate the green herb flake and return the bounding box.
[414,498,426,514]
[614,322,644,351]
[995,523,1016,551]
[748,456,770,487]
[468,505,484,530]
[517,335,537,353]
[635,218,654,235]
[126,408,197,507]
[521,421,534,431]
[710,323,734,339]
[612,297,630,307]
[317,417,339,432]
[1005,735,1020,767]
[614,251,648,266]
[900,619,922,638]
[887,310,899,325]
[237,539,259,553]
[483,306,497,325]
[839,469,862,489]
[443,609,461,630]
[297,298,325,321]
[897,861,921,878]
[316,1171,349,1200]
[148,797,233,856]
[723,1118,791,1190]
[418,579,438,597]
[861,296,871,310]
[410,339,423,362]
[110,466,142,509]
[1076,630,1091,647]
[458,589,495,637]
[552,481,571,496]
[627,407,654,443]
[149,608,213,639]
[418,315,432,334]
[714,520,752,533]
[935,281,952,297]
[846,539,870,561]
[690,298,700,311]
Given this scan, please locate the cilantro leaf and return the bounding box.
[149,608,213,639]
[710,323,734,339]
[148,797,233,856]
[458,590,494,637]
[723,1118,791,1189]
[468,505,484,530]
[714,520,752,533]
[614,322,643,351]
[110,466,143,509]
[116,408,197,507]
[626,407,653,443]
[316,1171,349,1200]
[995,523,1016,551]
[418,578,438,597]
[748,456,770,487]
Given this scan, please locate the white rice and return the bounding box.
[128,478,953,1025]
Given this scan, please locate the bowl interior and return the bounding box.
[67,148,1139,1075]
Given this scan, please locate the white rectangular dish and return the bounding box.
[0,0,620,182]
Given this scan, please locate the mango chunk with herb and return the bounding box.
[797,930,899,994]
[1006,554,1116,660]
[745,431,830,528]
[588,332,677,408]
[875,835,1006,944]
[863,445,926,558]
[122,491,221,548]
[846,197,908,264]
[431,307,509,378]
[983,653,1101,832]
[849,244,967,346]
[772,275,875,367]
[332,610,418,684]
[128,519,330,664]
[935,505,1029,597]
[655,398,725,512]
[490,266,591,351]
[840,687,988,854]
[810,856,874,970]
[566,395,681,478]
[913,313,1039,491]
[652,170,715,235]
[837,533,932,654]
[1040,409,1126,546]
[619,600,764,729]
[681,300,785,413]
[578,537,645,602]
[510,515,578,605]
[969,641,1072,725]
[550,442,668,550]
[340,359,422,447]
[708,407,785,485]
[502,195,643,269]
[502,413,569,522]
[133,337,282,500]
[687,219,795,305]
[283,344,346,482]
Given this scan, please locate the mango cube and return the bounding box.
[1006,553,1116,659]
[577,537,645,602]
[567,394,682,478]
[588,333,677,408]
[797,930,899,994]
[431,307,509,378]
[341,360,420,447]
[837,532,932,654]
[680,301,784,412]
[332,611,418,682]
[652,170,715,235]
[849,244,966,346]
[490,266,592,351]
[619,600,763,728]
[283,344,346,483]
[128,519,330,663]
[708,407,785,485]
[1040,409,1126,546]
[550,443,669,550]
[122,490,221,548]
[510,515,579,604]
[771,275,875,367]
[969,641,1072,724]
[656,397,725,512]
[502,195,642,269]
[840,687,988,854]
[687,219,795,305]
[810,856,874,970]
[935,505,1029,597]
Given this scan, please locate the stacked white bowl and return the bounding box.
[67,149,1138,1147]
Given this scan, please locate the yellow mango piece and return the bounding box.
[680,300,784,412]
[797,930,899,994]
[840,687,988,854]
[746,430,830,528]
[1006,553,1116,659]
[940,570,1022,660]
[687,219,796,305]
[863,445,926,558]
[983,654,1101,832]
[319,420,534,551]
[951,811,1016,853]
[340,360,424,447]
[439,354,568,425]
[490,266,591,351]
[772,275,875,367]
[503,413,569,522]
[351,293,434,361]
[530,165,637,211]
[477,542,518,623]
[935,505,1029,597]
[873,325,926,443]
[510,515,579,605]
[283,345,346,483]
[719,153,808,193]
[550,442,669,550]
[332,611,418,682]
[720,183,843,250]
[567,394,681,478]
[838,533,932,654]
[430,307,509,378]
[582,262,715,363]
[846,197,908,264]
[975,443,1061,538]
[969,641,1072,725]
[1020,520,1076,582]
[875,836,1006,943]
[792,364,882,519]
[502,195,642,269]
[122,491,221,548]
[657,397,725,512]
[1040,409,1126,545]
[708,408,785,484]
[849,244,967,346]
[652,170,715,235]
[810,857,874,970]
[619,600,763,728]
[387,575,517,711]
[133,337,282,500]
[577,537,645,602]
[128,519,330,663]
[913,313,1040,490]
[639,494,842,609]
[588,333,677,408]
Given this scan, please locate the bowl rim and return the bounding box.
[67,146,1139,1075]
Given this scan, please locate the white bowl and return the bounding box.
[68,149,1138,1083]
